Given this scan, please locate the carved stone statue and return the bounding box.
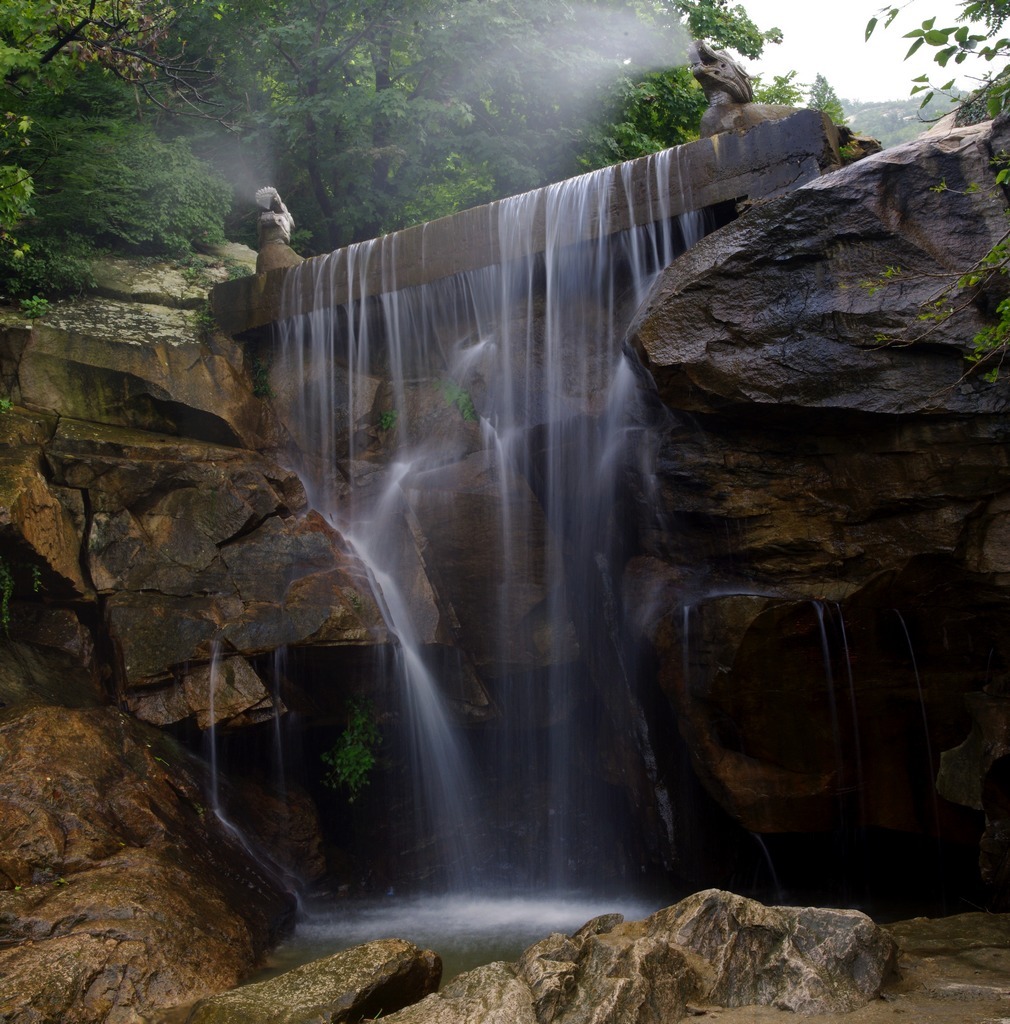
[688,41,882,161]
[689,40,797,138]
[254,186,302,274]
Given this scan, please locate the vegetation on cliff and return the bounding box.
[3,0,1010,302]
[1,0,780,297]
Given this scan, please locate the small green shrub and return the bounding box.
[439,380,477,421]
[251,356,272,398]
[18,294,49,318]
[379,408,398,431]
[0,231,95,300]
[0,557,42,634]
[194,303,217,332]
[321,697,381,803]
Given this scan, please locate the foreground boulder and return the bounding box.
[383,889,897,1023]
[184,938,442,1023]
[0,699,296,1023]
[656,889,897,1012]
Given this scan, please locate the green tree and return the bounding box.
[808,73,846,122]
[0,4,236,297]
[175,0,780,251]
[0,1,214,246]
[752,70,805,105]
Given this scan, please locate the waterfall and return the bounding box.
[273,149,707,892]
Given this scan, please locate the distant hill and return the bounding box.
[841,94,963,148]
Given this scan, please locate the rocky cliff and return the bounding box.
[3,115,1010,1021]
[628,115,1010,896]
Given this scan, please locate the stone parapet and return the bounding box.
[211,110,838,336]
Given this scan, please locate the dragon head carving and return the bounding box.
[689,40,754,105]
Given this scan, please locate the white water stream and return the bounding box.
[270,152,707,936]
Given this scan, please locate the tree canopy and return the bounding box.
[1,0,781,295]
[808,73,845,123]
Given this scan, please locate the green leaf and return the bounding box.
[923,29,951,46]
[865,16,877,41]
[919,91,935,109]
[905,36,925,59]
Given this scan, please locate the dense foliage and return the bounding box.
[0,1,230,296]
[1,0,783,296]
[171,0,778,251]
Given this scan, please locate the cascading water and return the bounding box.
[272,148,708,895]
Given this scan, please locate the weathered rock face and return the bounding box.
[5,111,1010,1024]
[382,890,897,1024]
[631,119,1010,419]
[624,116,1010,896]
[1,409,387,723]
[0,697,296,1024]
[184,938,441,1024]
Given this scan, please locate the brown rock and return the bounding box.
[16,298,269,447]
[658,889,897,1013]
[629,120,1010,418]
[184,938,441,1024]
[0,703,295,1022]
[382,962,537,1024]
[0,444,89,598]
[388,892,895,1024]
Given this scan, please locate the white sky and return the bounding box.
[737,0,988,102]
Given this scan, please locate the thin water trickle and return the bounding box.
[203,646,281,877]
[813,601,847,808]
[205,642,223,817]
[893,608,946,891]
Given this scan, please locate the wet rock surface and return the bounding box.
[148,897,1010,1024]
[623,117,1010,891]
[714,910,1010,1024]
[6,115,1010,1021]
[184,938,441,1024]
[0,698,296,1024]
[376,889,899,1023]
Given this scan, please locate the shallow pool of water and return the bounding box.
[262,891,667,984]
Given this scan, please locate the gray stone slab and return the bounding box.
[211,110,839,336]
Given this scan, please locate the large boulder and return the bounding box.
[384,890,896,1024]
[622,116,1010,884]
[184,938,441,1024]
[630,119,1010,418]
[655,889,897,1013]
[382,962,538,1024]
[0,701,296,1023]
